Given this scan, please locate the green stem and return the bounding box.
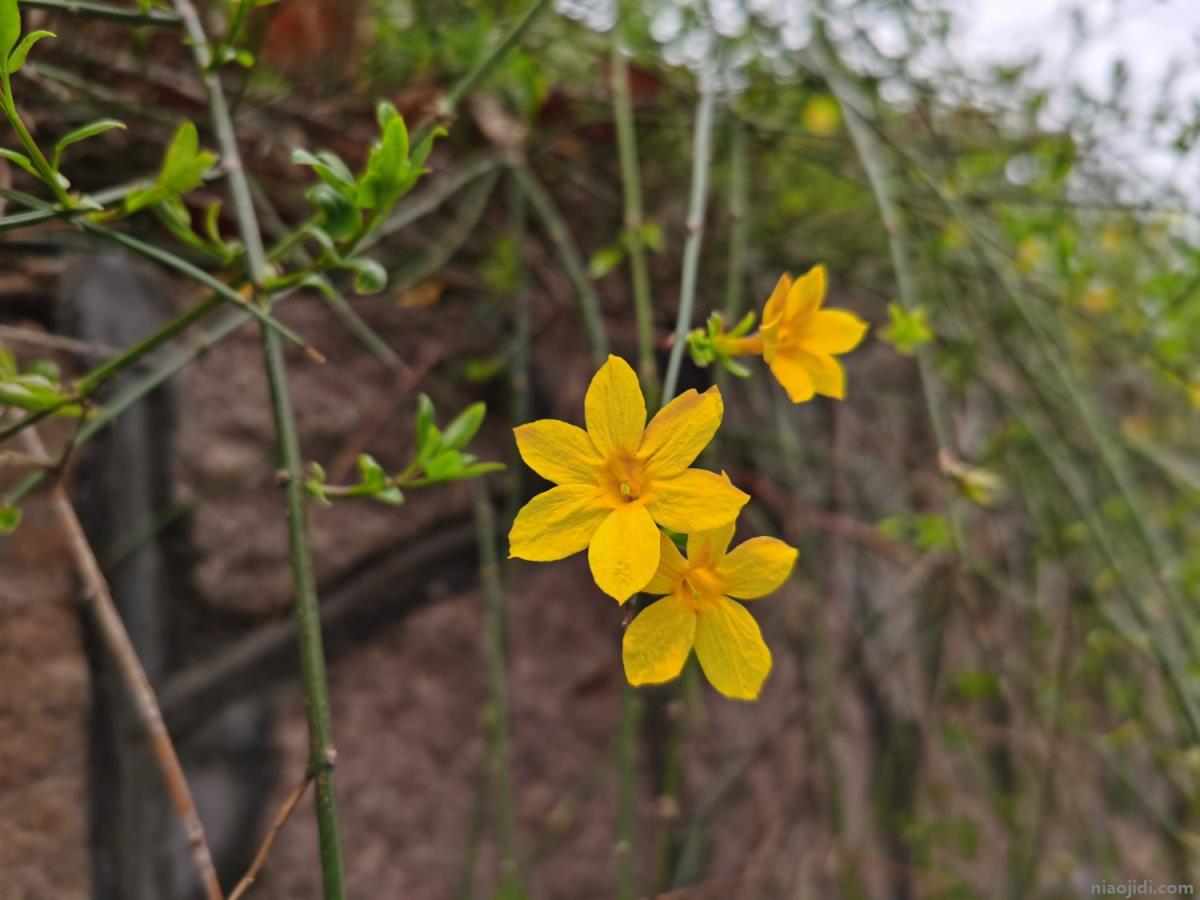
[9,295,292,506]
[609,34,657,399]
[434,0,554,122]
[662,65,718,401]
[169,0,346,893]
[722,118,748,318]
[18,0,181,26]
[209,0,254,72]
[808,33,968,553]
[1,72,73,207]
[616,681,639,900]
[511,162,609,364]
[472,485,519,886]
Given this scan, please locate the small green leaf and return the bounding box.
[7,29,53,74]
[424,448,465,481]
[0,0,19,64]
[374,486,405,506]
[159,121,216,196]
[376,100,400,130]
[0,503,21,534]
[0,148,39,180]
[415,394,439,459]
[292,148,357,197]
[356,453,389,492]
[52,118,124,172]
[441,402,485,451]
[588,244,624,280]
[307,182,360,242]
[345,257,387,295]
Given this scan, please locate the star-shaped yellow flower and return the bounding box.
[623,523,797,700]
[509,355,749,602]
[757,265,868,403]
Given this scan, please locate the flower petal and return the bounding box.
[588,502,660,602]
[687,521,737,567]
[761,272,793,326]
[796,351,845,399]
[768,354,815,403]
[800,309,868,356]
[646,468,749,534]
[585,355,646,459]
[509,484,609,562]
[622,594,697,686]
[694,596,772,700]
[641,386,723,478]
[785,264,827,323]
[514,419,602,485]
[717,537,798,599]
[644,531,688,595]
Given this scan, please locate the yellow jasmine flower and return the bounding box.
[720,265,868,403]
[509,355,749,603]
[623,524,797,700]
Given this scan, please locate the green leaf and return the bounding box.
[376,100,400,130]
[424,448,465,481]
[292,148,357,197]
[0,147,39,180]
[0,0,19,64]
[588,244,624,280]
[441,402,485,451]
[52,118,124,171]
[0,503,20,534]
[7,29,53,74]
[415,394,440,460]
[345,257,387,295]
[307,182,360,242]
[159,121,216,196]
[356,453,390,492]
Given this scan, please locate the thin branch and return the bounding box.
[18,425,223,900]
[661,64,718,401]
[434,0,554,122]
[18,0,181,27]
[511,162,609,364]
[227,772,314,900]
[609,35,657,397]
[170,2,348,893]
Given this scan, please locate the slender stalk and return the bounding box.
[616,680,639,900]
[511,162,609,364]
[435,0,554,120]
[18,0,181,27]
[0,186,309,353]
[609,34,657,398]
[662,64,718,401]
[170,0,346,893]
[19,426,223,900]
[472,485,519,886]
[228,772,314,900]
[807,33,967,552]
[722,118,748,318]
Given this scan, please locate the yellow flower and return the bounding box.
[758,265,868,403]
[719,266,868,403]
[623,523,797,700]
[509,355,749,603]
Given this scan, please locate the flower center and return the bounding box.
[603,453,647,505]
[679,565,724,611]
